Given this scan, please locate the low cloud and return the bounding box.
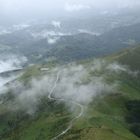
[65,3,90,12]
[0,29,11,35]
[78,29,101,36]
[31,30,71,44]
[51,21,61,28]
[55,65,117,106]
[107,62,139,77]
[1,59,137,115]
[31,30,71,39]
[0,55,27,95]
[47,36,60,44]
[12,24,31,31]
[0,55,27,73]
[5,60,118,114]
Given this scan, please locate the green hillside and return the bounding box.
[0,46,140,140]
[109,46,140,70]
[107,45,140,138]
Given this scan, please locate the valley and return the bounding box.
[0,2,140,140]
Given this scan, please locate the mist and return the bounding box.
[0,0,140,25]
[0,55,27,95]
[2,60,137,115]
[0,56,27,73]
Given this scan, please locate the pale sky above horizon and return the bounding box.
[0,0,140,24]
[1,0,140,12]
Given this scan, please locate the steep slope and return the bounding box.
[110,46,140,71]
[107,46,140,138]
[0,46,140,140]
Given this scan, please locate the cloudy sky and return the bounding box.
[0,0,140,25]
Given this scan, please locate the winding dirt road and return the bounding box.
[48,71,84,140]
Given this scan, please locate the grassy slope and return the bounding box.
[61,46,140,140]
[0,47,140,140]
[107,45,140,70]
[107,46,140,98]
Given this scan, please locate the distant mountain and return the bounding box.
[45,23,140,62]
[0,23,140,63]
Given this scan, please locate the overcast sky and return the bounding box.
[0,0,140,25]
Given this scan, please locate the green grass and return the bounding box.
[1,46,140,140]
[0,99,71,140]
